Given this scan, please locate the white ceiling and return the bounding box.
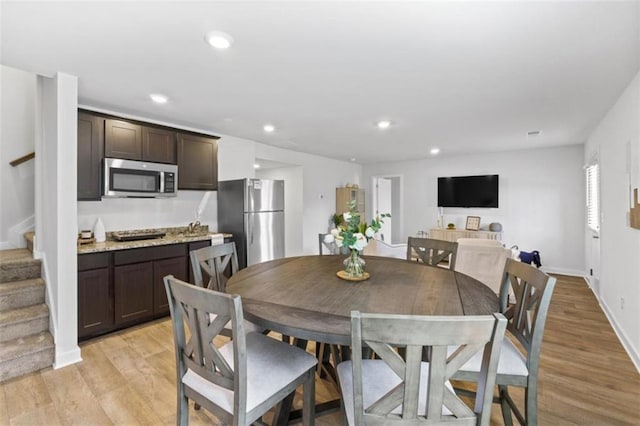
[2,1,639,164]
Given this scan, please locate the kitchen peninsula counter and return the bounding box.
[77,226,232,254]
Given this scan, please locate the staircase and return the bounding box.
[0,247,54,382]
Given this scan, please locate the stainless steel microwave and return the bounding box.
[104,158,177,198]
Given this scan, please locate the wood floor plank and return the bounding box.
[6,403,62,426]
[0,384,8,426]
[99,384,164,425]
[2,372,52,419]
[75,342,128,397]
[40,366,112,426]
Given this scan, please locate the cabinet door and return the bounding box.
[153,256,187,315]
[78,268,113,338]
[114,262,153,324]
[177,133,218,190]
[105,119,142,160]
[77,112,104,201]
[143,126,177,164]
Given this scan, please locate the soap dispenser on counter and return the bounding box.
[93,217,106,243]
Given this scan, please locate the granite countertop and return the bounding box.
[77,225,232,254]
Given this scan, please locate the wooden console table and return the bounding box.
[429,228,502,242]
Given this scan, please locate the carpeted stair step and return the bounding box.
[0,278,45,312]
[0,304,49,343]
[0,331,54,382]
[0,249,41,283]
[24,232,35,254]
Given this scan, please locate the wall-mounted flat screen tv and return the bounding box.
[437,174,499,208]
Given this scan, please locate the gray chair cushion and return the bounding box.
[183,332,317,414]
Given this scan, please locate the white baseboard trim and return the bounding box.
[541,266,585,277]
[596,292,640,373]
[54,346,82,369]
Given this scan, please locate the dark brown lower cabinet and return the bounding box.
[78,268,112,338]
[78,240,214,341]
[153,256,187,315]
[114,261,154,325]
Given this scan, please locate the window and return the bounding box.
[586,164,600,232]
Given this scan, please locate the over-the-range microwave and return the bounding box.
[104,158,177,198]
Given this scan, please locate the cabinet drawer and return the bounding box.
[114,243,187,265]
[78,252,110,271]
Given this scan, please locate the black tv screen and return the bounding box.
[437,175,499,208]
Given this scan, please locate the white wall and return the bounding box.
[36,72,81,368]
[257,165,304,257]
[584,70,640,368]
[0,65,36,248]
[363,145,586,275]
[254,143,362,254]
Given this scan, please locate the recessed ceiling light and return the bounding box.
[377,120,391,129]
[254,163,261,169]
[149,93,169,104]
[263,124,275,133]
[430,147,440,155]
[205,31,233,49]
[527,130,541,136]
[350,157,357,162]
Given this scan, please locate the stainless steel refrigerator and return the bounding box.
[217,178,285,269]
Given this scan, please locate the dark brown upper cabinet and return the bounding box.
[142,126,177,164]
[177,133,219,190]
[105,119,143,160]
[77,112,105,201]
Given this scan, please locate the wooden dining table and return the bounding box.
[226,254,500,424]
[227,254,499,346]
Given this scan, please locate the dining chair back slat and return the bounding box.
[338,311,507,425]
[407,237,459,269]
[190,242,239,292]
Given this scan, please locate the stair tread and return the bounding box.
[0,331,54,362]
[0,304,49,325]
[0,278,44,293]
[0,249,38,265]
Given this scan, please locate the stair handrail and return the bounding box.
[9,151,35,167]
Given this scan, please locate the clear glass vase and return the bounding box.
[343,249,366,278]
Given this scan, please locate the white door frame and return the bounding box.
[371,174,404,245]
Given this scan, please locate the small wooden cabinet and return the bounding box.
[336,187,365,221]
[77,252,112,338]
[114,261,154,325]
[177,133,219,190]
[105,119,143,160]
[142,126,177,164]
[152,256,187,315]
[77,112,105,201]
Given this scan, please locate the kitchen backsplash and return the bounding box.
[77,190,218,232]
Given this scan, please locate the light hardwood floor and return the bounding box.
[1,274,639,425]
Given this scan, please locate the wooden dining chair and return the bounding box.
[337,311,507,425]
[164,275,317,426]
[190,242,263,335]
[407,236,459,269]
[451,258,556,426]
[190,242,239,292]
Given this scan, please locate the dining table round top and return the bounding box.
[226,255,499,345]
